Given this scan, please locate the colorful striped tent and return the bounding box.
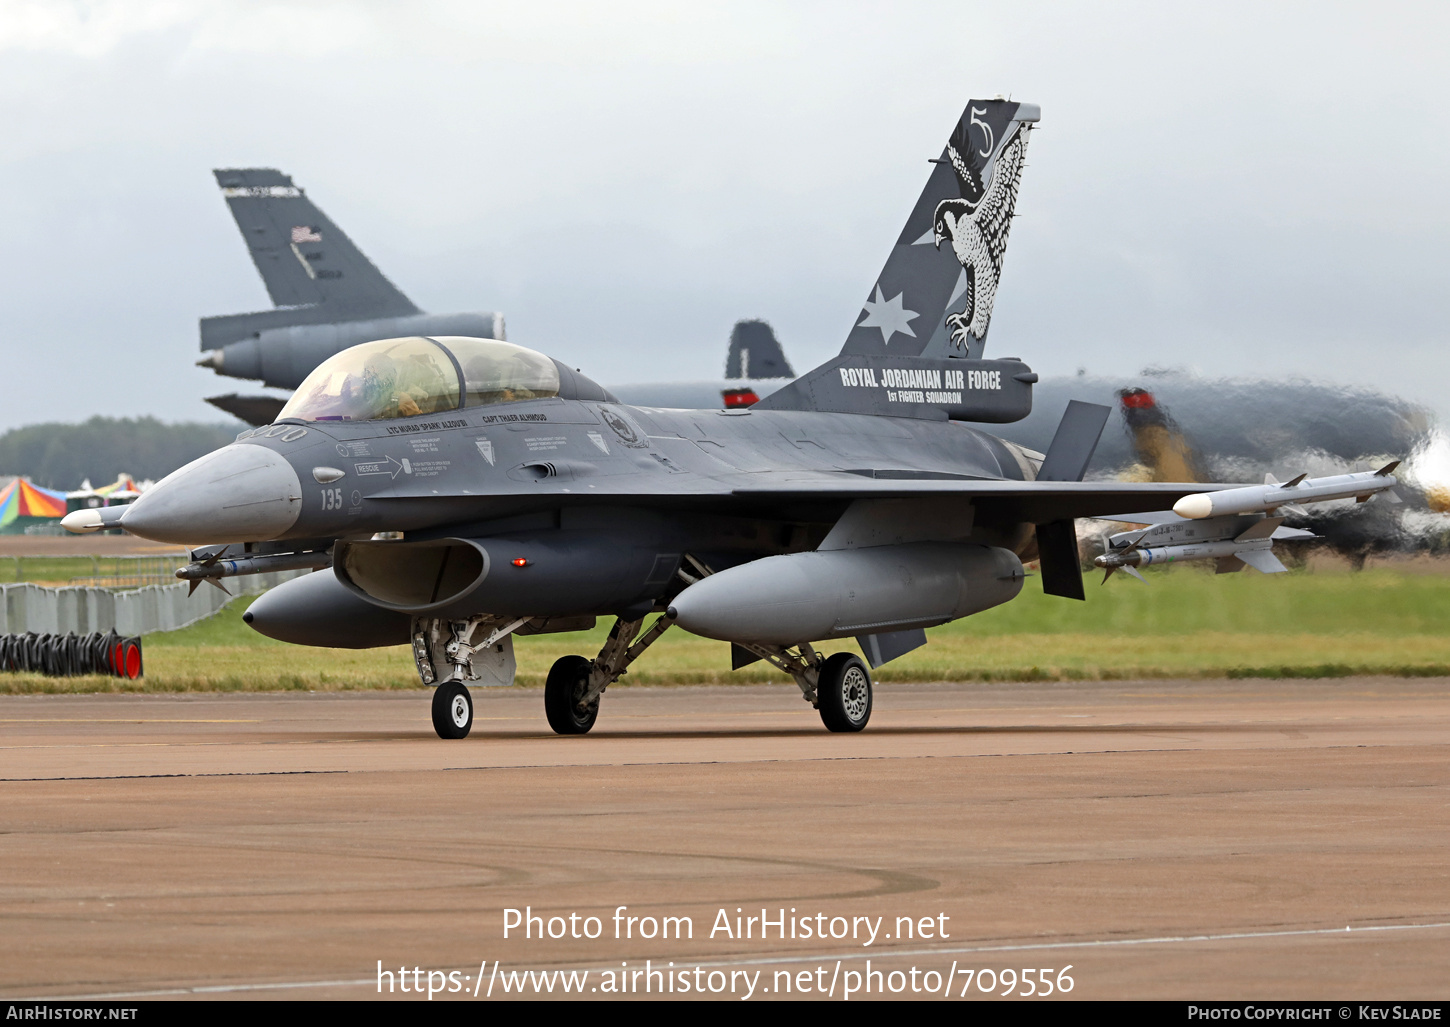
[0,478,68,533]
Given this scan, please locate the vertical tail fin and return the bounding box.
[212,168,420,319]
[845,99,1038,361]
[757,99,1039,423]
[726,320,795,379]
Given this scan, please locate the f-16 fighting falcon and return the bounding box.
[65,99,1399,739]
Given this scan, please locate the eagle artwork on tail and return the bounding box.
[933,114,1029,353]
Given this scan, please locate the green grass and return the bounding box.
[4,563,1450,693]
[0,555,185,586]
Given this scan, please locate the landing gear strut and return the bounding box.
[544,612,676,735]
[732,642,873,732]
[413,615,523,740]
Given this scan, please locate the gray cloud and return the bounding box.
[1,1,1446,429]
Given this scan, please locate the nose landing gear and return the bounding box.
[431,681,473,739]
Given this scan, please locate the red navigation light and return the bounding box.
[722,388,760,409]
[512,557,529,568]
[1120,388,1156,409]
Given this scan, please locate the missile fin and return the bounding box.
[206,577,233,596]
[1283,472,1309,488]
[1384,489,1403,504]
[1374,460,1401,477]
[1234,516,1283,542]
[1263,472,1280,486]
[1121,529,1150,555]
[1123,566,1147,582]
[1270,526,1318,541]
[1215,555,1246,574]
[1238,549,1288,574]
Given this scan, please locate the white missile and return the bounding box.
[1172,462,1400,520]
[1094,514,1317,581]
[60,507,126,534]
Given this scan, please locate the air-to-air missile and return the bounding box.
[1171,464,1401,519]
[1094,515,1317,581]
[1093,464,1400,581]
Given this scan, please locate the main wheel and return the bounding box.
[817,653,872,732]
[432,681,473,739]
[545,655,598,735]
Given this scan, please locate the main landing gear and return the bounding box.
[732,642,874,732]
[544,612,676,735]
[816,652,873,732]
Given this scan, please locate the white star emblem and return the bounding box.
[857,285,920,345]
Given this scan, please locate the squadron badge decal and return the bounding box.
[932,110,1029,352]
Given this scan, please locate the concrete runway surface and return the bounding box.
[1,678,1446,1001]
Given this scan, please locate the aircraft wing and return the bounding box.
[729,477,1231,524]
[367,474,1227,524]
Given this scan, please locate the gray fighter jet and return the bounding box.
[69,99,1372,740]
[198,168,506,422]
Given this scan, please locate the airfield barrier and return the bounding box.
[0,630,143,678]
[0,569,310,637]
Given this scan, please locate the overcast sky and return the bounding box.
[1,0,1447,431]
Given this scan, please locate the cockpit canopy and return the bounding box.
[277,336,561,423]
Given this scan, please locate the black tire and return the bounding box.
[545,655,598,735]
[817,653,872,732]
[432,681,473,739]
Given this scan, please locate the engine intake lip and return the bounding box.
[334,537,489,612]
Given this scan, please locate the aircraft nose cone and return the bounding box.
[121,444,303,544]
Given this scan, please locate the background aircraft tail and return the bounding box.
[726,320,794,379]
[201,168,420,349]
[757,98,1040,423]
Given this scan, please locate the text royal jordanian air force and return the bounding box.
[838,366,1001,406]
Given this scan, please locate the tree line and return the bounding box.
[0,416,242,489]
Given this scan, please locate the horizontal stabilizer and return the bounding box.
[205,394,287,427]
[1037,401,1112,483]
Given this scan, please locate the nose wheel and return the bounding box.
[432,681,473,739]
[817,653,872,732]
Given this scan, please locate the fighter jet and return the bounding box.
[198,168,506,423]
[68,99,1385,740]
